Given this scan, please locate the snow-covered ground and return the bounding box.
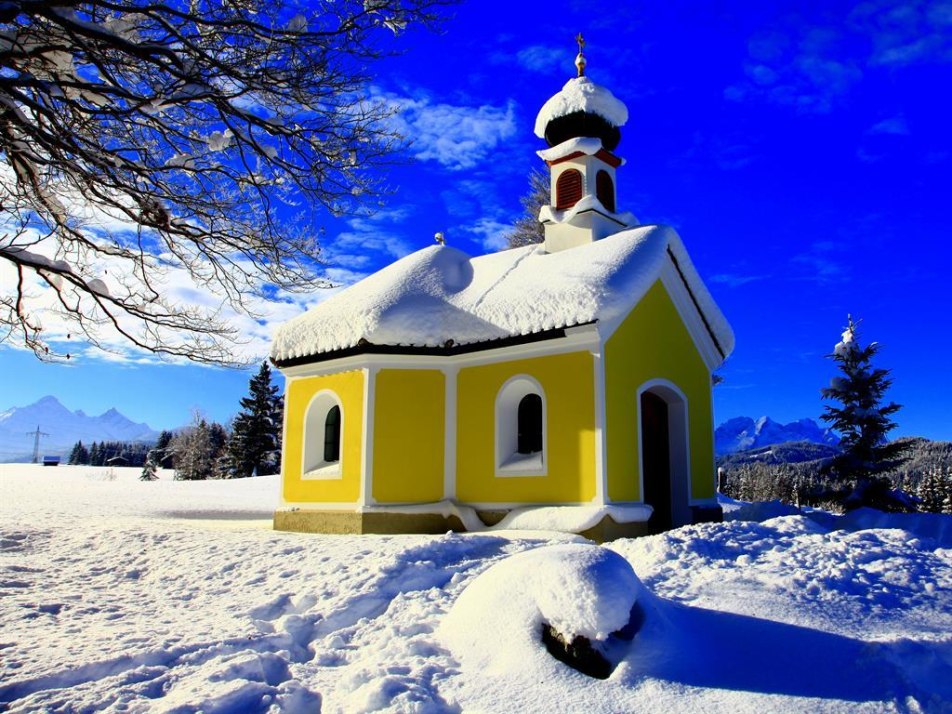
[1,466,950,713]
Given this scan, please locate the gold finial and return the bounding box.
[575,32,587,77]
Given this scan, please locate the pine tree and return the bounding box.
[154,430,175,469]
[172,417,215,481]
[916,469,937,513]
[506,168,549,249]
[820,316,908,510]
[227,362,284,478]
[68,441,89,465]
[942,469,952,515]
[141,451,159,481]
[89,441,103,466]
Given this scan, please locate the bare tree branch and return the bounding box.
[0,0,453,363]
[506,166,548,249]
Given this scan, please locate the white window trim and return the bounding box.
[495,375,547,478]
[302,389,344,480]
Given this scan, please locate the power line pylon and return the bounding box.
[26,425,50,463]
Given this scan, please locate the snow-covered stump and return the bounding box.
[440,543,646,680]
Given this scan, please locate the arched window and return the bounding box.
[303,391,343,478]
[555,169,583,209]
[323,405,341,463]
[596,170,615,212]
[495,376,547,477]
[517,394,543,454]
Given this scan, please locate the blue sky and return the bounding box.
[2,0,950,440]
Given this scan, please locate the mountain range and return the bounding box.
[0,396,159,463]
[1,395,835,464]
[715,416,839,456]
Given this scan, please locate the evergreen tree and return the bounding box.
[141,451,159,481]
[172,417,215,481]
[942,471,952,515]
[89,441,103,466]
[154,430,175,469]
[820,316,909,510]
[68,441,89,465]
[227,362,284,478]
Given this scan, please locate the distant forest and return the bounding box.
[66,363,283,481]
[719,437,952,514]
[67,440,152,467]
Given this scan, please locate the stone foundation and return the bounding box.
[274,509,465,535]
[274,504,720,540]
[579,517,651,543]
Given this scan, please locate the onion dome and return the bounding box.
[533,37,628,150]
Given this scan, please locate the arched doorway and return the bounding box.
[639,383,691,533]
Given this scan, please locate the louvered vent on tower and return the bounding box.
[556,169,583,209]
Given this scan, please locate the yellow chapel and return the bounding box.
[269,45,734,538]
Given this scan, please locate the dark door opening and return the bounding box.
[641,391,672,533]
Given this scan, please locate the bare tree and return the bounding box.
[505,167,548,249]
[0,0,451,363]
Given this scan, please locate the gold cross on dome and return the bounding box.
[574,33,587,77]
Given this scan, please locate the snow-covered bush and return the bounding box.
[440,544,645,680]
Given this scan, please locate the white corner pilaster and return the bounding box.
[360,366,378,507]
[592,347,608,505]
[443,366,458,501]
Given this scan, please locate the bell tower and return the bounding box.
[535,35,637,253]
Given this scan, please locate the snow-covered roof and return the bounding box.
[533,77,628,139]
[536,136,604,162]
[271,225,734,365]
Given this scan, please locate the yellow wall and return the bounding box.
[282,370,364,504]
[456,351,596,504]
[604,280,715,502]
[372,369,445,503]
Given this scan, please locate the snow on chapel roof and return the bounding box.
[270,225,734,365]
[533,76,628,139]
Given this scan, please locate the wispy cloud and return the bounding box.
[725,25,862,114]
[380,91,518,170]
[867,115,910,135]
[709,273,768,288]
[850,0,952,66]
[791,242,848,284]
[0,230,332,366]
[515,45,566,74]
[458,217,513,252]
[726,1,951,113]
[324,210,413,270]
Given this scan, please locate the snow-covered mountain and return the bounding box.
[0,396,159,463]
[715,416,839,456]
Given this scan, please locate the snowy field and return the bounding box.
[1,466,951,713]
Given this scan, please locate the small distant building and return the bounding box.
[269,42,734,537]
[42,456,61,467]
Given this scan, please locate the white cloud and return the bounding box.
[850,0,952,66]
[515,45,566,74]
[459,217,513,253]
[726,30,863,114]
[709,273,767,288]
[0,226,339,366]
[321,210,414,271]
[868,115,909,135]
[727,2,951,113]
[381,92,518,170]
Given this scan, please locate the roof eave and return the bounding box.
[271,323,597,370]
